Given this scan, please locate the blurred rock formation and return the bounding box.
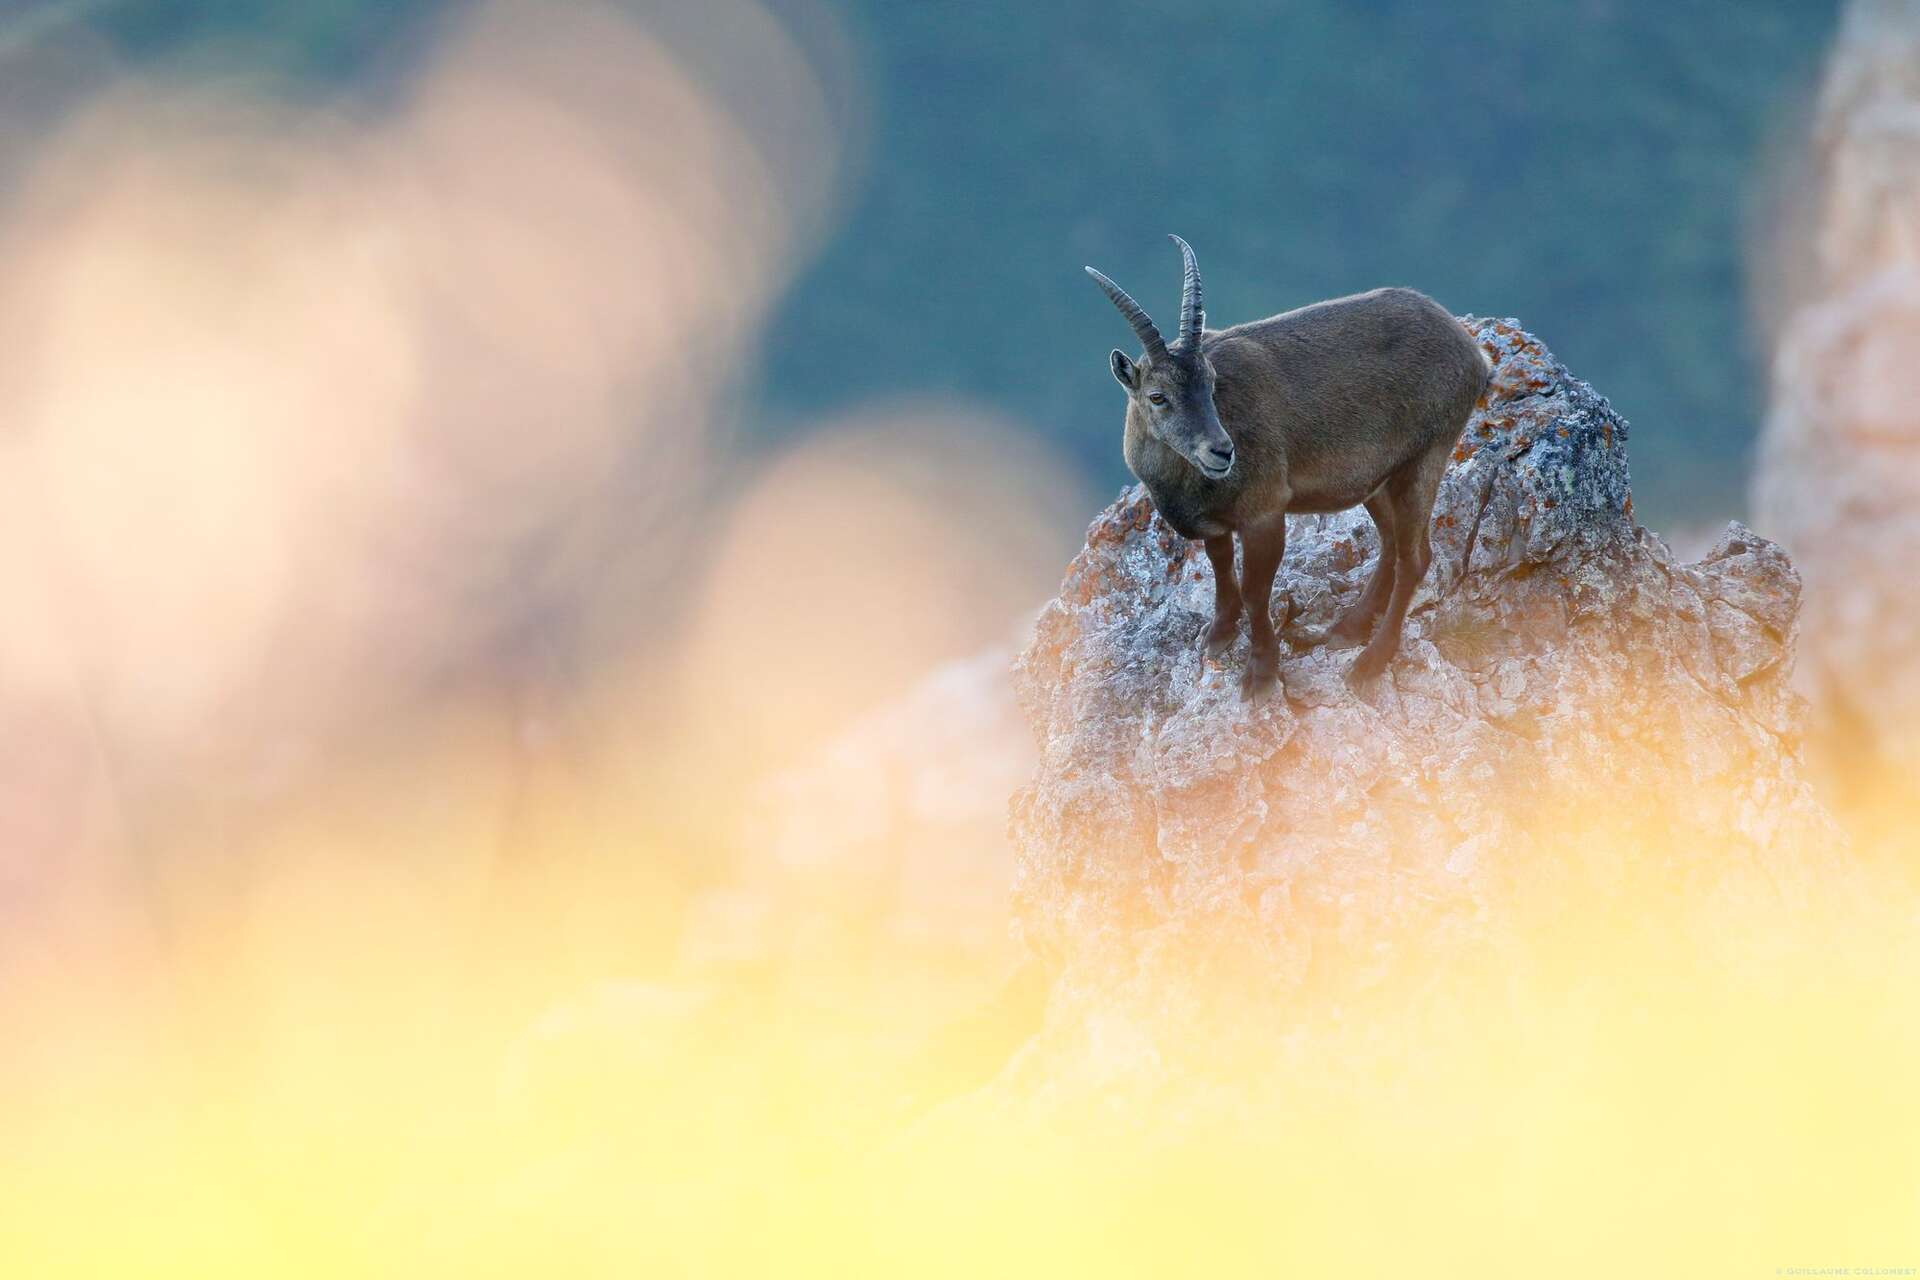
[1753,0,1920,785]
[683,646,1033,999]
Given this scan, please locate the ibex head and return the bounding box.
[1087,234,1234,479]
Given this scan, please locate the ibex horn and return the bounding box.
[1170,233,1204,348]
[1085,265,1168,359]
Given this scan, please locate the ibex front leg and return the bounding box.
[1238,516,1286,699]
[1201,535,1242,659]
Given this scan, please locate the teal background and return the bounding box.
[26,0,1840,528]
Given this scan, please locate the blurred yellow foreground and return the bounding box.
[0,3,1914,1276]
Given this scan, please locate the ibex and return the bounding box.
[1087,235,1491,697]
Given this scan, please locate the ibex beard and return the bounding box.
[1088,235,1492,697]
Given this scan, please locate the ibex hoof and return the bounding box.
[1240,654,1279,700]
[1203,618,1240,659]
[1345,648,1389,689]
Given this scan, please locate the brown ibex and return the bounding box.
[1087,235,1490,697]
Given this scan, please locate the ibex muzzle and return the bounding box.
[1086,235,1491,697]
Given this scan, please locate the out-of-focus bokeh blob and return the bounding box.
[672,409,1082,773]
[0,5,1088,1271]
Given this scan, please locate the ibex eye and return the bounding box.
[1147,392,1167,406]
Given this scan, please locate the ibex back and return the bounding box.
[1088,235,1491,697]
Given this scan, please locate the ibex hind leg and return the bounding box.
[1347,445,1445,687]
[1328,490,1397,645]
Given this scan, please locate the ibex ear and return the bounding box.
[1109,349,1137,391]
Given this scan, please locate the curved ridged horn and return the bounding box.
[1085,265,1167,358]
[1169,233,1204,347]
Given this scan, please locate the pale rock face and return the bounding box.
[1755,0,1920,772]
[1009,320,1842,1079]
[1756,275,1920,766]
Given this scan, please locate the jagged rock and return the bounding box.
[1009,319,1842,1075]
[1754,0,1920,775]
